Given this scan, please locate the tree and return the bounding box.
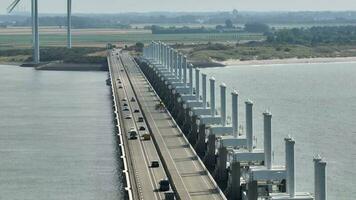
[244,22,270,33]
[225,19,234,28]
[135,42,144,52]
[232,9,238,16]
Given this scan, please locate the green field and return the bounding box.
[0,31,264,49]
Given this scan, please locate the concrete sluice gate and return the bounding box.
[138,41,327,200]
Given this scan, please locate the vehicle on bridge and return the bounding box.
[155,101,165,112]
[129,129,138,140]
[138,116,144,122]
[151,161,159,168]
[142,132,151,140]
[159,179,170,191]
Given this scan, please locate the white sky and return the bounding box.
[1,0,356,14]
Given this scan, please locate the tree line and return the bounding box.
[266,26,356,45]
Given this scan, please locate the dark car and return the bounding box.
[139,126,146,131]
[131,97,136,102]
[159,179,170,191]
[151,161,159,168]
[134,109,140,113]
[138,117,144,122]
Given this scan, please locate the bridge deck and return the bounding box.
[116,52,226,200]
[109,52,168,200]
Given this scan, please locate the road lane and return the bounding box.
[119,53,226,200]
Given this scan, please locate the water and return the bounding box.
[0,65,123,200]
[201,62,356,199]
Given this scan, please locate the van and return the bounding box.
[159,179,170,191]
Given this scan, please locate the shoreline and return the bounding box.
[214,56,356,66]
[0,62,108,71]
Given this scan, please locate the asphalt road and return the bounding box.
[109,51,168,200]
[118,52,226,200]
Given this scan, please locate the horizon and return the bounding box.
[1,0,356,14]
[4,10,356,16]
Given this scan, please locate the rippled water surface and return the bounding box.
[0,65,123,200]
[201,62,356,200]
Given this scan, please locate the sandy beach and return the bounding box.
[216,57,356,66]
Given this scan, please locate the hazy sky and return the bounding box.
[1,0,356,14]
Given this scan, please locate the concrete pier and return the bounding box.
[142,42,327,200]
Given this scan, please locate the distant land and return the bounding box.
[2,11,356,68]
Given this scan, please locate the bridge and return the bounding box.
[107,42,327,200]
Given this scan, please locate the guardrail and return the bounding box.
[132,56,227,200]
[107,54,133,200]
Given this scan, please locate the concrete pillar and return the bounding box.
[227,161,241,200]
[263,111,272,169]
[248,180,258,200]
[220,83,227,126]
[214,146,227,183]
[174,51,179,78]
[285,137,296,197]
[178,53,183,81]
[162,43,165,65]
[160,42,163,64]
[183,56,187,86]
[314,156,322,200]
[158,42,161,64]
[202,73,207,108]
[203,133,216,169]
[314,156,327,200]
[188,115,198,145]
[195,68,200,100]
[166,46,169,69]
[318,161,327,200]
[165,45,169,68]
[153,42,157,61]
[189,64,194,95]
[194,123,205,156]
[210,77,216,116]
[246,100,253,152]
[232,90,239,138]
[172,49,175,75]
[170,48,174,73]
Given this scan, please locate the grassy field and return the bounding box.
[183,43,356,62]
[0,27,264,50]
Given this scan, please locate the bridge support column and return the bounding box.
[176,102,186,127]
[195,123,206,157]
[247,180,258,200]
[213,146,228,188]
[210,77,216,116]
[182,107,192,136]
[172,91,180,119]
[203,133,216,170]
[225,161,241,200]
[188,115,198,145]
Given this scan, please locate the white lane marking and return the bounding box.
[126,55,223,200]
[123,55,196,197]
[113,56,157,199]
[118,56,164,200]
